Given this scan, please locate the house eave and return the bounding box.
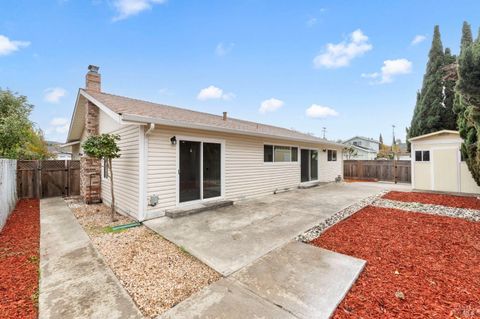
[121,113,345,148]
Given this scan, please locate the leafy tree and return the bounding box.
[344,145,358,159]
[0,89,33,158]
[18,128,52,160]
[408,25,457,142]
[454,37,480,185]
[82,134,121,221]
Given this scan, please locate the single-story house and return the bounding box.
[409,130,480,194]
[65,66,345,220]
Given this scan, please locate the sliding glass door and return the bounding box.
[203,143,221,199]
[179,141,201,203]
[179,140,222,203]
[300,149,318,182]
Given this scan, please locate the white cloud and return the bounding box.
[44,87,67,103]
[197,85,235,101]
[411,35,426,45]
[215,42,234,57]
[48,117,70,134]
[305,104,339,118]
[313,29,372,69]
[362,58,412,84]
[306,17,317,27]
[259,98,284,114]
[0,35,30,56]
[112,0,166,21]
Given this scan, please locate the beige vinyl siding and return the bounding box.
[145,125,343,218]
[460,163,480,194]
[413,162,431,190]
[101,125,140,219]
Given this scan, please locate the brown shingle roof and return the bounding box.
[83,89,340,145]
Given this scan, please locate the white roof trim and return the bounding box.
[79,89,123,124]
[121,113,345,148]
[60,140,80,147]
[408,130,459,142]
[346,144,377,153]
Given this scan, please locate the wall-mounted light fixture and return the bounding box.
[322,149,327,152]
[170,136,177,145]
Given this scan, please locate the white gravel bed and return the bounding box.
[372,198,480,222]
[296,191,388,242]
[66,200,221,318]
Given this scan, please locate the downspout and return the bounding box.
[145,123,155,136]
[139,123,154,222]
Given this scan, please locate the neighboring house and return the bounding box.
[47,141,72,160]
[65,66,345,221]
[343,136,380,160]
[409,130,480,194]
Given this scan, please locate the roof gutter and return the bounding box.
[121,113,344,148]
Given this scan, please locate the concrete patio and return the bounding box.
[145,182,407,275]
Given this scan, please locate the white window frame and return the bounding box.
[327,149,338,162]
[175,135,226,206]
[415,150,430,162]
[263,143,300,164]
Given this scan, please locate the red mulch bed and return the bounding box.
[0,199,40,319]
[383,191,480,210]
[311,206,480,318]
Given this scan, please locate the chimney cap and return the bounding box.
[88,65,100,74]
[222,111,227,121]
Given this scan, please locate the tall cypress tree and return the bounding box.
[460,21,473,55]
[408,25,457,142]
[454,38,480,185]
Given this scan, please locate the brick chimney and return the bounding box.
[80,65,102,203]
[86,65,101,92]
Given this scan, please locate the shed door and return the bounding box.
[432,148,459,192]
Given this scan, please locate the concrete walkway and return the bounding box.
[39,197,143,319]
[160,241,365,319]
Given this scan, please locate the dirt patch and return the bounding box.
[0,199,40,319]
[344,179,378,183]
[310,206,480,318]
[383,191,480,210]
[66,199,220,318]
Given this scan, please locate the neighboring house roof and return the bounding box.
[343,136,380,145]
[347,144,377,153]
[408,130,459,142]
[67,89,344,148]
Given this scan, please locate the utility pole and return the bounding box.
[322,127,327,139]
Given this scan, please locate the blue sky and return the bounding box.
[1,1,479,143]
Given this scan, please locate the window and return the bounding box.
[264,145,273,162]
[103,158,109,179]
[327,150,337,161]
[415,150,430,162]
[291,147,298,162]
[264,145,298,162]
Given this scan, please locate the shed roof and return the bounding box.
[408,130,459,142]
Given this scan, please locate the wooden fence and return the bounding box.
[17,160,80,199]
[344,160,411,183]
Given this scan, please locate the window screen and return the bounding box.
[274,146,291,162]
[415,151,422,161]
[291,147,298,162]
[264,145,273,162]
[328,150,337,161]
[422,150,430,162]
